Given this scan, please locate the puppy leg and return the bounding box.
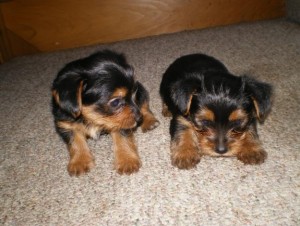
[57,122,95,176]
[67,132,95,176]
[235,132,267,164]
[111,131,141,174]
[140,103,160,132]
[236,144,267,165]
[170,116,201,169]
[135,82,159,132]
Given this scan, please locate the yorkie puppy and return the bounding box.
[52,50,159,176]
[160,53,272,169]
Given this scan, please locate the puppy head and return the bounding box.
[52,50,142,131]
[183,72,272,156]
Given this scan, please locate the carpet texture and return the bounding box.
[1,19,299,225]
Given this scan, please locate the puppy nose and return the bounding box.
[216,145,228,154]
[215,131,228,154]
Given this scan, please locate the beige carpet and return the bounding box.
[1,19,299,225]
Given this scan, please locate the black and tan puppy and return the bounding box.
[52,50,159,176]
[160,54,272,169]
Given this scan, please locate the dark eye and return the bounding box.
[201,119,213,127]
[109,98,123,108]
[230,119,242,128]
[230,119,245,133]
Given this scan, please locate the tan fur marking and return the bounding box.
[197,127,266,164]
[81,105,136,131]
[111,87,128,98]
[203,108,215,121]
[231,131,267,164]
[229,109,247,121]
[57,121,86,134]
[111,131,141,174]
[57,120,100,140]
[171,116,201,169]
[140,103,159,132]
[67,132,95,176]
[197,108,215,121]
[52,90,60,105]
[252,98,261,120]
[184,94,194,115]
[196,129,216,156]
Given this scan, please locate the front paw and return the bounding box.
[141,116,160,132]
[115,156,141,175]
[237,149,267,165]
[68,153,95,176]
[171,148,201,169]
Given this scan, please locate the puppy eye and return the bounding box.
[230,119,242,128]
[201,119,213,127]
[109,98,124,108]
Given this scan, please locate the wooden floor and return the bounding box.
[0,0,285,62]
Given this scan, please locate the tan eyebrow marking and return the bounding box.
[198,108,215,121]
[111,87,128,98]
[229,109,247,121]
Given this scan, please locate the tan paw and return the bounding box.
[171,148,201,169]
[141,116,160,132]
[237,149,267,165]
[68,153,95,176]
[115,157,141,175]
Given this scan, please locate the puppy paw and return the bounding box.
[68,153,95,176]
[237,149,267,165]
[115,157,141,175]
[141,116,160,132]
[171,149,201,169]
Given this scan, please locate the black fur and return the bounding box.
[160,54,272,123]
[160,53,273,158]
[52,50,148,144]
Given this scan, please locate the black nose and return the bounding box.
[216,146,227,154]
[216,145,228,154]
[215,131,228,154]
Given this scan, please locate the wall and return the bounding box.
[0,0,285,62]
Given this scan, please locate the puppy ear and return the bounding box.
[243,76,273,122]
[171,80,197,115]
[52,73,84,118]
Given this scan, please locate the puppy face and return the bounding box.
[191,96,251,156]
[183,73,272,157]
[81,85,142,131]
[52,50,142,131]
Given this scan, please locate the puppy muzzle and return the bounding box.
[215,132,228,154]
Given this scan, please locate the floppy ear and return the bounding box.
[171,80,197,115]
[243,76,273,123]
[52,73,84,118]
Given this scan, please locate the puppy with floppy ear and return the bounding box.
[160,53,273,169]
[52,50,159,176]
